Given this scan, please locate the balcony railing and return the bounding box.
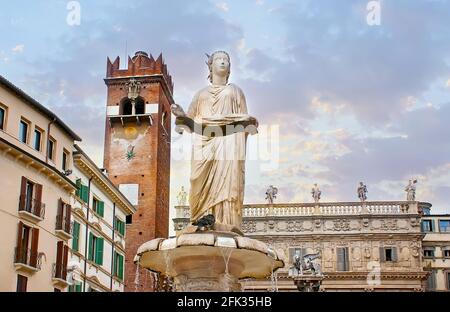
[14,247,41,270]
[52,262,67,281]
[175,201,422,219]
[55,215,72,235]
[19,195,45,219]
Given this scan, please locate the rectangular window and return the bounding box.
[16,275,28,292]
[76,179,89,204]
[19,119,29,143]
[88,233,104,266]
[439,220,450,233]
[92,198,104,217]
[19,177,43,218]
[380,247,398,262]
[337,247,349,271]
[62,150,69,172]
[25,180,34,213]
[56,199,71,234]
[424,248,435,258]
[385,248,393,261]
[114,217,125,236]
[444,249,450,258]
[289,248,306,264]
[113,252,124,280]
[47,137,55,161]
[421,220,434,232]
[18,224,31,264]
[0,106,5,130]
[69,283,83,292]
[427,270,437,291]
[72,221,80,252]
[447,272,450,290]
[33,128,42,151]
[15,222,39,269]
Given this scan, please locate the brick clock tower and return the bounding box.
[103,51,172,292]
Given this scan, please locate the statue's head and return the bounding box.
[206,51,231,84]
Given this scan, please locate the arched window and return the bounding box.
[135,97,145,115]
[120,98,132,115]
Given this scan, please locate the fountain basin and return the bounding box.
[134,231,284,291]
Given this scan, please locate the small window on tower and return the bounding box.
[126,215,132,224]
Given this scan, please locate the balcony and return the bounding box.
[14,247,41,274]
[52,263,69,288]
[55,215,72,240]
[18,195,45,223]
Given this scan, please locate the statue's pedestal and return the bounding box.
[134,231,284,292]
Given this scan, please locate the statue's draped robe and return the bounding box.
[187,84,249,227]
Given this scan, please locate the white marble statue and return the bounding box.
[265,185,278,204]
[176,186,188,206]
[357,182,368,202]
[311,183,321,204]
[405,179,417,201]
[171,51,258,229]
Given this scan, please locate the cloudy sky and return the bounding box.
[1,0,450,216]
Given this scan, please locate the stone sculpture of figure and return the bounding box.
[405,179,417,201]
[357,182,368,202]
[311,183,321,204]
[265,185,278,204]
[176,186,188,206]
[171,51,258,230]
[292,251,322,276]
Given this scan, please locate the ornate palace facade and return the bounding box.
[173,201,431,291]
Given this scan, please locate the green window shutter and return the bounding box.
[75,179,81,197]
[76,283,82,292]
[119,220,125,236]
[118,254,124,280]
[88,233,94,261]
[81,185,89,203]
[98,201,104,217]
[113,252,117,276]
[96,237,104,265]
[72,222,80,251]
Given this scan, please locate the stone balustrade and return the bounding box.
[175,201,430,219]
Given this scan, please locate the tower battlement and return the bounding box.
[106,51,173,94]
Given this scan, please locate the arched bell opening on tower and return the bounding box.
[135,97,145,115]
[120,98,133,115]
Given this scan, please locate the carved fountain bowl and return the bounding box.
[134,231,284,291]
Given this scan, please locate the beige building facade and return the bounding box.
[0,75,81,291]
[174,201,431,291]
[422,214,450,291]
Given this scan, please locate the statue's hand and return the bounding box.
[171,104,186,117]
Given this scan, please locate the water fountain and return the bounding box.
[134,227,284,291]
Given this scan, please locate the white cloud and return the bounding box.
[12,44,25,53]
[446,79,450,88]
[216,2,229,12]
